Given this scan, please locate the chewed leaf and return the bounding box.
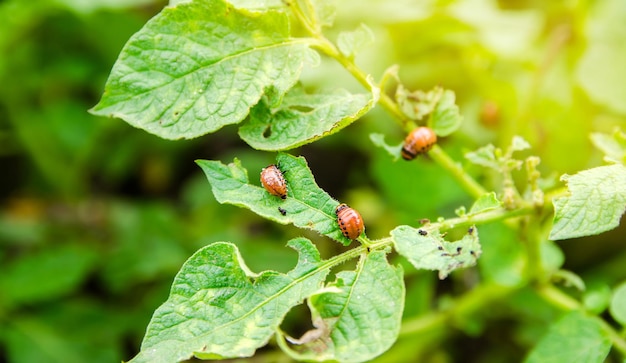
[91,0,316,139]
[391,225,481,279]
[469,192,501,214]
[239,86,377,150]
[278,250,404,363]
[429,90,462,136]
[196,153,355,245]
[465,144,499,169]
[338,23,375,58]
[590,128,626,164]
[396,85,443,121]
[129,238,330,363]
[370,133,403,160]
[550,164,626,240]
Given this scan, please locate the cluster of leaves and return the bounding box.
[3,0,626,363]
[86,0,626,362]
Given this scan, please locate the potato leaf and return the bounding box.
[91,0,317,139]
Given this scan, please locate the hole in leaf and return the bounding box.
[263,124,272,138]
[289,105,314,113]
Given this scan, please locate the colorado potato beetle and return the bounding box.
[260,164,287,199]
[335,203,364,241]
[401,126,437,160]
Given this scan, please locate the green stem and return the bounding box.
[428,145,487,200]
[400,282,518,336]
[536,284,626,356]
[306,23,488,200]
[433,204,534,232]
[308,37,409,128]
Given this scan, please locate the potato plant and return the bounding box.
[91,0,626,362]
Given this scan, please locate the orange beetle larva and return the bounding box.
[260,164,287,199]
[401,126,437,160]
[335,203,364,241]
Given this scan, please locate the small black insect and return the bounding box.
[278,207,287,216]
[418,229,428,236]
[468,226,475,235]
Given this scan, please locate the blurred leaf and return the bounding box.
[583,285,611,315]
[576,0,626,115]
[337,23,375,58]
[391,225,481,279]
[52,0,156,14]
[5,300,127,363]
[551,270,585,291]
[129,238,330,363]
[369,133,402,160]
[309,0,336,28]
[197,153,354,246]
[429,90,462,137]
[0,243,97,308]
[101,202,189,292]
[524,311,611,363]
[370,146,469,220]
[468,192,501,214]
[550,164,626,240]
[510,135,531,152]
[590,128,626,164]
[239,85,377,150]
[477,222,524,286]
[465,144,499,169]
[396,85,442,121]
[279,249,404,363]
[610,281,626,326]
[91,0,318,139]
[449,0,542,56]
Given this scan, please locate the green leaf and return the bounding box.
[337,23,375,58]
[90,0,317,139]
[510,135,531,152]
[524,311,611,363]
[590,128,626,164]
[129,238,330,363]
[469,192,501,214]
[278,249,404,363]
[465,144,499,169]
[549,164,626,240]
[395,85,443,121]
[239,85,377,150]
[610,281,626,325]
[551,270,585,291]
[0,244,97,308]
[54,0,156,13]
[391,225,482,279]
[576,0,626,115]
[477,222,525,286]
[369,133,403,161]
[196,153,354,245]
[429,89,462,136]
[170,0,285,10]
[312,0,336,28]
[583,285,612,315]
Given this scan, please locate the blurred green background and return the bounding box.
[1,0,625,362]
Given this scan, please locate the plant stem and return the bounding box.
[433,203,534,232]
[428,145,488,199]
[536,284,626,356]
[301,11,489,200]
[400,282,518,336]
